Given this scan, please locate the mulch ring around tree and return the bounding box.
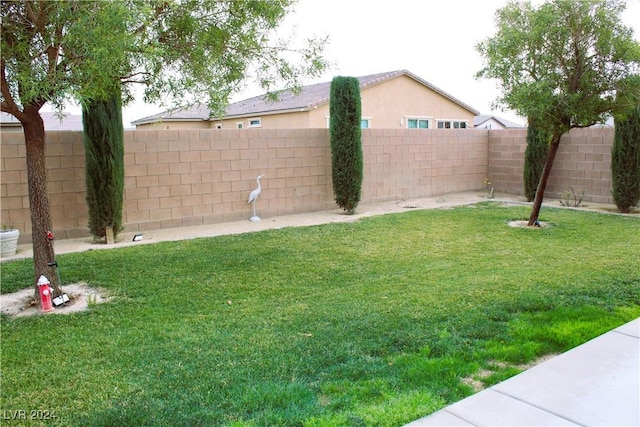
[0,283,109,318]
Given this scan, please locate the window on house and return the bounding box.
[248,118,262,128]
[236,122,243,129]
[407,118,429,129]
[437,120,467,129]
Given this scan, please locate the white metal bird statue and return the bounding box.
[248,174,264,221]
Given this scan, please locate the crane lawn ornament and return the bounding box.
[248,174,265,222]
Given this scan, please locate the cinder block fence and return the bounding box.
[0,127,615,244]
[488,128,615,203]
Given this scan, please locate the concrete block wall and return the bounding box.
[549,128,615,204]
[124,128,334,234]
[363,129,489,203]
[1,127,617,244]
[487,128,615,204]
[1,131,87,241]
[487,129,526,196]
[1,128,489,244]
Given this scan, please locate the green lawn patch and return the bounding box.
[1,203,639,426]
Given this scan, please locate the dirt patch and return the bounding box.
[508,220,551,228]
[462,369,493,392]
[0,283,109,318]
[462,354,559,393]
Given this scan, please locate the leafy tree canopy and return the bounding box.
[1,0,328,117]
[476,0,640,225]
[476,0,640,134]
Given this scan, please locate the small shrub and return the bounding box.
[483,178,494,199]
[559,187,586,207]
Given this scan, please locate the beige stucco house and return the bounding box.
[132,70,479,130]
[1,111,83,131]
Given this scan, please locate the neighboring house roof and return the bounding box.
[474,114,524,129]
[0,112,21,129]
[132,69,480,125]
[1,111,83,130]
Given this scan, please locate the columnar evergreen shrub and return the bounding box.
[82,92,125,239]
[612,105,640,213]
[523,119,550,202]
[329,76,363,215]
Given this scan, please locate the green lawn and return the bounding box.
[1,203,639,426]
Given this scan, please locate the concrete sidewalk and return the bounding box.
[1,191,625,262]
[406,317,640,426]
[2,191,498,261]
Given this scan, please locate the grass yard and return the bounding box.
[1,203,639,426]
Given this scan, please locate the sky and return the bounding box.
[56,0,640,128]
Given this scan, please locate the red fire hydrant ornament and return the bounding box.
[37,275,54,313]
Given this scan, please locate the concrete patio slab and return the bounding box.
[406,318,640,426]
[616,318,640,338]
[411,389,579,426]
[408,410,474,426]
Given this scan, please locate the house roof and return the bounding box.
[132,69,480,125]
[0,112,21,128]
[1,111,83,130]
[474,114,524,128]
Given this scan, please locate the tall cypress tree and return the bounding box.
[82,90,125,239]
[612,105,640,213]
[329,76,363,215]
[523,118,551,202]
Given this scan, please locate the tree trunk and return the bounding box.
[528,133,562,226]
[22,110,62,300]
